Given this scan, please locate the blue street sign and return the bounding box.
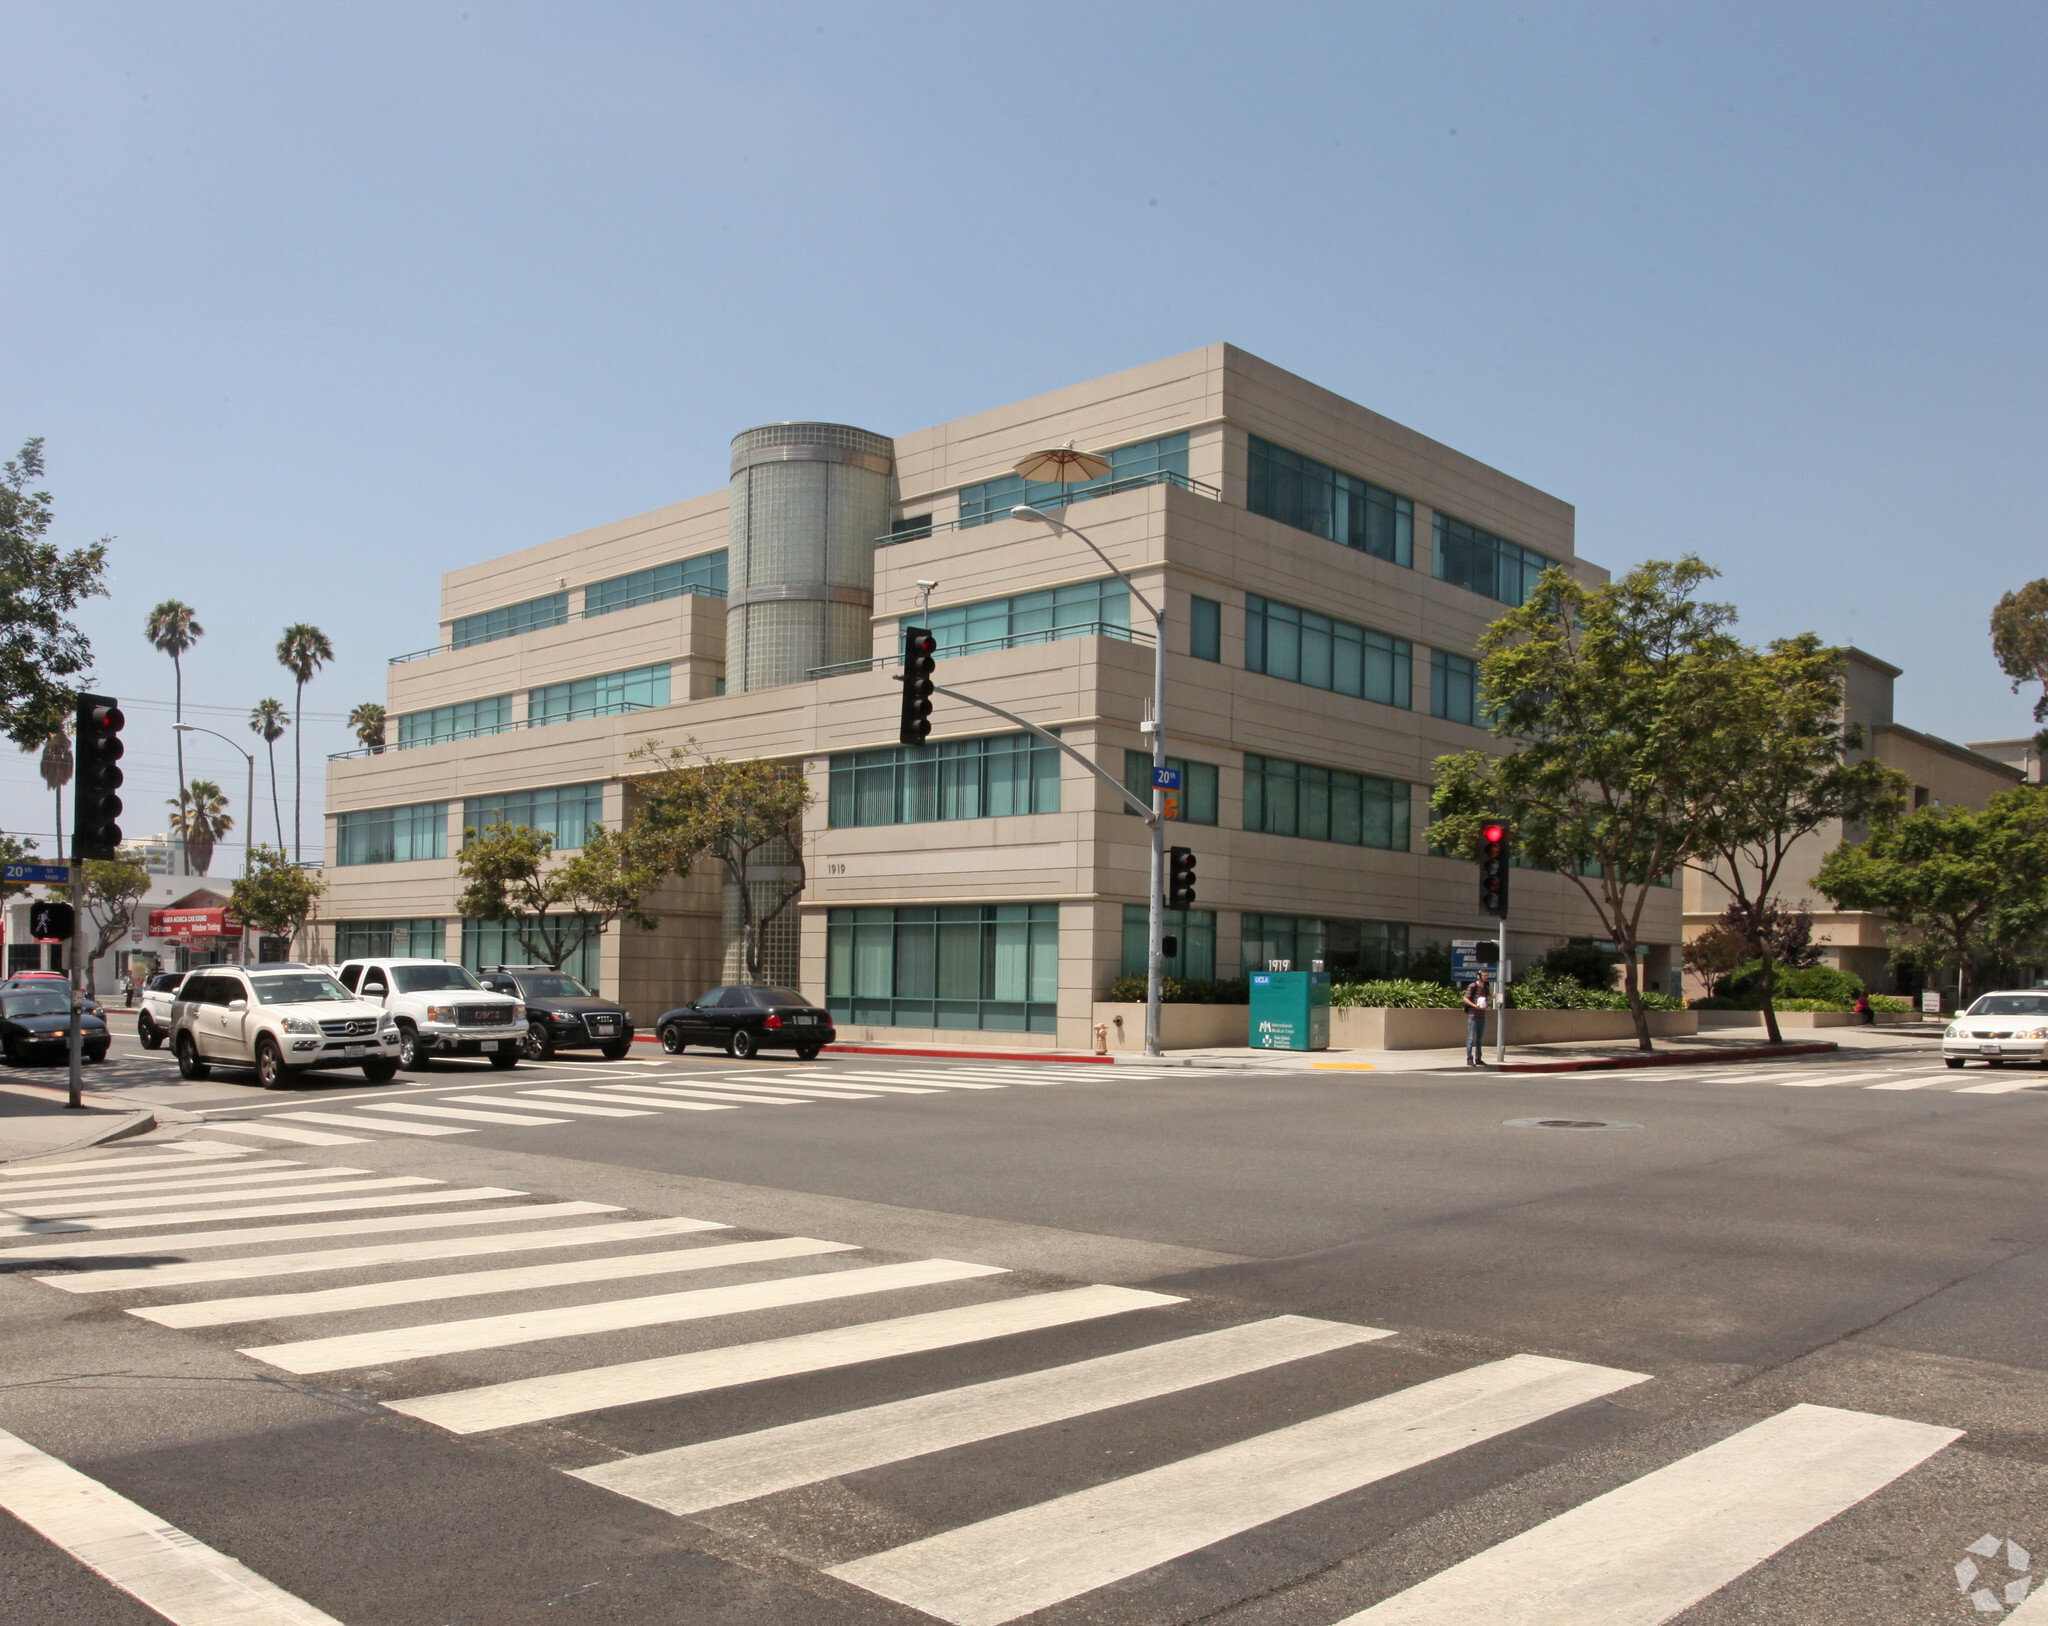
[3,862,70,885]
[1151,766,1182,791]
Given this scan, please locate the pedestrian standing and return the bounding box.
[1463,971,1491,1066]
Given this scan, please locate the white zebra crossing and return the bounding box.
[189,1120,368,1144]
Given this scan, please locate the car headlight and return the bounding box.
[512,1003,525,1020]
[426,1004,456,1023]
[1945,1025,1960,1038]
[280,1016,319,1035]
[552,1009,578,1021]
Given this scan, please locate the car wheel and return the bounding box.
[600,1040,632,1060]
[174,1033,211,1081]
[137,1013,163,1050]
[255,1036,293,1090]
[522,1021,555,1061]
[488,1051,519,1070]
[85,1048,108,1064]
[361,1059,399,1082]
[727,1029,756,1059]
[660,1024,687,1055]
[794,1043,821,1061]
[398,1023,432,1071]
[1944,1058,1965,1068]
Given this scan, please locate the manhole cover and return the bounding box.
[1504,1117,1644,1132]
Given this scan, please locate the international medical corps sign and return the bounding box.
[146,906,242,941]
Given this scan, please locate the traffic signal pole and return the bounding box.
[69,694,127,1110]
[66,864,85,1110]
[1495,911,1508,1068]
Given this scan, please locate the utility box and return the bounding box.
[1248,970,1330,1051]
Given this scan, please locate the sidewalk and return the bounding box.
[0,1082,160,1163]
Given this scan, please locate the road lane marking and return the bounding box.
[827,1352,1650,1625]
[1,1199,609,1260]
[8,1175,429,1217]
[242,1258,1009,1374]
[7,1187,531,1233]
[821,1072,1006,1090]
[137,1236,862,1327]
[626,1081,884,1101]
[1956,1075,2048,1094]
[1773,1071,1892,1087]
[191,1122,367,1144]
[508,1088,721,1113]
[0,1147,248,1178]
[580,1314,1391,1515]
[391,1284,1184,1433]
[588,1084,809,1107]
[356,1102,573,1126]
[742,1074,945,1095]
[0,1425,343,1625]
[275,1111,472,1135]
[1336,1403,1960,1624]
[1863,1074,1952,1090]
[443,1094,656,1116]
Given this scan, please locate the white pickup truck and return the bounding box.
[334,957,524,1071]
[134,970,189,1050]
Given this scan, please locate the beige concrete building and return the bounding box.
[1683,648,2024,994]
[319,344,1677,1048]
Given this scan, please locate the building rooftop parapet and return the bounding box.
[1872,721,2027,782]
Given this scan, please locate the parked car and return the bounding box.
[170,964,399,1088]
[475,966,634,1060]
[654,985,834,1059]
[1941,991,2048,1068]
[334,957,524,1070]
[0,987,110,1066]
[0,973,104,1019]
[135,971,190,1050]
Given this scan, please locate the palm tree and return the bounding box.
[348,701,387,755]
[145,601,204,841]
[167,780,232,876]
[275,624,333,864]
[37,726,71,855]
[249,699,290,851]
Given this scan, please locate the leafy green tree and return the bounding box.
[630,739,810,986]
[275,623,333,863]
[1431,558,1743,1049]
[1815,788,2048,1002]
[248,699,289,850]
[0,832,39,901]
[1686,635,1908,1040]
[229,845,326,959]
[1991,579,2048,752]
[145,599,204,808]
[455,822,663,972]
[167,780,233,876]
[81,856,151,994]
[3,439,110,751]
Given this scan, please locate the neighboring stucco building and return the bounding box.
[1683,648,2024,995]
[318,343,1677,1049]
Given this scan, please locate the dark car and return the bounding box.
[0,989,110,1066]
[0,973,104,1019]
[477,966,635,1060]
[654,985,834,1060]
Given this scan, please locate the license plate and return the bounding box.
[1980,1043,2001,1055]
[343,1045,366,1058]
[592,1020,615,1033]
[792,1014,815,1025]
[480,1040,499,1052]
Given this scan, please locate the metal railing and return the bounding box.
[327,699,667,760]
[878,469,1220,547]
[806,620,1151,680]
[388,584,728,665]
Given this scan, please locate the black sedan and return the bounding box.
[0,990,110,1066]
[476,966,635,1060]
[655,986,835,1059]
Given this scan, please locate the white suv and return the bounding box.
[335,958,524,1072]
[171,964,400,1088]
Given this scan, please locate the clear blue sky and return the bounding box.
[5,1,2044,862]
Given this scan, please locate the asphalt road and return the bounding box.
[0,1032,2042,1625]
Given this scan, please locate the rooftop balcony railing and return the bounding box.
[806,619,1151,680]
[327,698,667,760]
[877,468,1220,546]
[388,583,727,665]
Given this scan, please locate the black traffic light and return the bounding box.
[898,627,936,746]
[72,694,125,860]
[28,899,75,942]
[1478,819,1510,917]
[1167,845,1197,908]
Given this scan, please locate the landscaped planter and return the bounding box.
[1692,1009,1932,1029]
[1334,1006,1698,1050]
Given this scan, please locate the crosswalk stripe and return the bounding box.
[138,1235,863,1328]
[0,1147,248,1178]
[578,1314,1392,1515]
[811,1072,1004,1091]
[591,1084,808,1107]
[1863,1074,1952,1090]
[191,1121,368,1144]
[9,1175,429,1218]
[1335,1402,1960,1624]
[0,1199,610,1260]
[0,1424,344,1626]
[1956,1075,2048,1094]
[276,1111,472,1136]
[509,1088,704,1114]
[356,1101,573,1126]
[439,1093,654,1117]
[742,1075,945,1095]
[242,1256,1009,1374]
[1773,1071,1891,1088]
[0,1160,310,1199]
[390,1283,1184,1434]
[642,1081,884,1101]
[41,1215,728,1292]
[7,1186,531,1235]
[826,1351,1650,1625]
[554,1090,736,1113]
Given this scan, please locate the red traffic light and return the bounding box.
[1482,822,1505,844]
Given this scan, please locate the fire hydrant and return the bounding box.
[1092,1022,1108,1055]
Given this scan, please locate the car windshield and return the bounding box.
[393,964,485,993]
[515,973,590,999]
[758,988,809,1006]
[2,993,69,1019]
[252,974,352,1005]
[1966,995,2048,1017]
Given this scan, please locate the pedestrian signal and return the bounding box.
[29,899,75,942]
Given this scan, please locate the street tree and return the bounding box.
[1687,635,1908,1040]
[455,821,664,973]
[145,599,204,806]
[1430,557,1743,1049]
[1815,787,2048,1002]
[230,845,325,959]
[3,439,110,751]
[38,724,71,855]
[249,699,289,850]
[630,740,810,986]
[349,701,387,754]
[1990,578,2048,751]
[167,780,233,876]
[80,856,151,994]
[275,623,333,863]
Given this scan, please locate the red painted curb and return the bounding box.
[1500,1041,1840,1073]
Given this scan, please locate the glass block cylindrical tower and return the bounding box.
[726,422,894,692]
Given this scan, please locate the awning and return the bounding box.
[147,907,242,940]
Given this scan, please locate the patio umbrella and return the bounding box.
[1013,441,1111,503]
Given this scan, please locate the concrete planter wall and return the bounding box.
[1090,1001,1699,1051]
[1693,1009,1931,1030]
[1092,1002,1249,1054]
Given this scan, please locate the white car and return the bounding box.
[334,957,524,1071]
[135,970,189,1050]
[1941,991,2048,1069]
[170,964,399,1088]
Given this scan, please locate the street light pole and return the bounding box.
[175,724,256,966]
[1012,504,1170,1057]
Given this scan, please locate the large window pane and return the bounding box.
[1431,513,1556,607]
[584,551,727,616]
[397,695,513,748]
[921,581,1130,658]
[1244,754,1409,851]
[1190,596,1221,661]
[826,733,1059,827]
[335,802,447,866]
[1243,595,1409,709]
[529,664,671,727]
[1246,436,1413,567]
[958,434,1189,527]
[825,905,1060,1033]
[451,594,568,650]
[461,783,604,850]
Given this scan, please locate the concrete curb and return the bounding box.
[1493,1041,1841,1074]
[823,1043,1115,1065]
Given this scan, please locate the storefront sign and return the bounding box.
[147,906,242,940]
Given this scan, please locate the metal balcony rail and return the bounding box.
[876,468,1221,546]
[388,584,728,665]
[806,620,1152,680]
[327,698,666,760]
